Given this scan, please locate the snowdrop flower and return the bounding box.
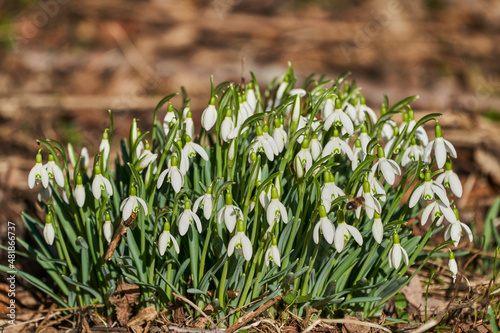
[92,165,113,199]
[193,186,214,220]
[220,107,237,143]
[246,82,257,112]
[168,146,190,176]
[334,210,363,253]
[295,116,308,144]
[201,96,217,131]
[265,237,281,266]
[44,213,55,246]
[119,186,148,222]
[357,171,386,202]
[444,208,473,247]
[289,88,306,97]
[266,186,288,226]
[250,125,278,161]
[158,220,179,255]
[321,95,335,119]
[157,155,184,193]
[372,212,384,244]
[388,233,409,269]
[351,139,365,171]
[309,134,323,161]
[262,125,279,155]
[217,193,243,232]
[182,135,209,161]
[448,250,458,284]
[313,205,335,244]
[178,200,202,236]
[355,179,382,219]
[163,104,177,136]
[272,117,288,153]
[424,122,457,169]
[405,108,429,146]
[275,76,290,106]
[436,158,462,197]
[324,98,354,135]
[384,126,403,157]
[358,125,371,154]
[401,137,426,167]
[421,199,456,226]
[228,220,253,261]
[409,169,450,208]
[103,212,113,243]
[29,152,49,189]
[137,141,158,172]
[74,174,86,207]
[348,96,377,126]
[322,128,354,161]
[321,171,345,211]
[294,139,314,178]
[237,94,252,125]
[183,110,195,138]
[44,154,65,188]
[99,130,110,167]
[371,146,401,186]
[289,91,303,135]
[380,105,396,142]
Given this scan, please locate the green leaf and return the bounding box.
[394,294,408,310]
[389,95,419,113]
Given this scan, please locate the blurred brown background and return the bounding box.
[1,0,500,237]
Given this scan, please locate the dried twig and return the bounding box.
[225,295,281,333]
[172,292,217,328]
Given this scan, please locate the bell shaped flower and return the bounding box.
[372,146,401,186]
[29,152,49,189]
[372,212,384,244]
[358,125,371,154]
[313,205,336,244]
[272,117,288,153]
[119,185,148,222]
[321,171,345,211]
[228,219,253,261]
[262,125,279,155]
[157,155,184,193]
[404,108,429,146]
[246,83,257,112]
[74,174,86,207]
[44,154,65,188]
[324,98,354,135]
[178,200,202,236]
[265,236,281,266]
[348,96,377,126]
[294,139,314,178]
[137,141,158,172]
[158,220,179,255]
[163,103,177,136]
[436,158,462,198]
[379,105,396,142]
[250,125,278,161]
[424,122,457,169]
[384,126,403,157]
[266,186,288,226]
[421,199,456,226]
[334,210,363,253]
[355,179,382,219]
[322,128,354,160]
[220,107,237,143]
[183,110,195,138]
[409,169,449,208]
[182,135,209,161]
[92,165,113,199]
[44,213,55,246]
[193,186,214,220]
[309,134,323,161]
[103,212,113,243]
[444,209,473,247]
[321,95,334,119]
[388,233,409,269]
[217,193,243,232]
[351,139,366,171]
[202,96,218,131]
[99,129,110,167]
[68,144,89,172]
[168,145,190,176]
[448,250,458,283]
[356,171,386,202]
[275,76,290,106]
[401,137,426,167]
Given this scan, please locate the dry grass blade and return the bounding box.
[303,318,392,333]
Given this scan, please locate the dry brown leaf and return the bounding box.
[342,315,370,333]
[127,305,157,327]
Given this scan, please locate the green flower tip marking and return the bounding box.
[225,192,233,205]
[435,122,442,138]
[393,232,400,244]
[237,219,245,232]
[319,205,327,218]
[36,152,43,163]
[336,209,345,223]
[45,212,53,224]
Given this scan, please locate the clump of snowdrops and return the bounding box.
[5,66,472,325]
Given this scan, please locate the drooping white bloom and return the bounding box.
[356,171,386,202]
[250,125,278,161]
[321,96,334,119]
[324,98,354,135]
[265,237,281,266]
[272,117,288,153]
[91,165,113,199]
[44,154,65,188]
[334,211,363,253]
[246,84,257,113]
[163,104,177,136]
[355,179,382,219]
[424,123,457,169]
[444,209,473,247]
[384,126,403,157]
[347,97,377,126]
[321,171,345,211]
[401,137,426,167]
[371,146,401,186]
[157,155,184,193]
[421,199,456,226]
[358,125,371,154]
[313,205,335,244]
[404,109,429,146]
[178,200,202,236]
[193,186,214,220]
[201,98,218,131]
[275,78,289,106]
[322,128,354,160]
[448,250,458,283]
[74,174,86,207]
[44,221,55,246]
[217,193,243,232]
[28,152,49,189]
[103,213,113,243]
[294,139,314,177]
[351,139,366,171]
[119,187,148,222]
[220,107,237,143]
[158,221,180,255]
[372,212,384,244]
[266,186,288,226]
[388,233,409,269]
[99,130,110,166]
[182,135,209,161]
[184,110,195,138]
[436,159,462,197]
[409,170,450,208]
[137,141,158,172]
[262,125,279,156]
[228,220,253,261]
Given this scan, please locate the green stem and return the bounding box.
[219,260,229,308]
[300,243,319,296]
[282,182,306,268]
[198,215,214,282]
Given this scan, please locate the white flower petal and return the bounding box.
[409,184,425,208]
[313,222,321,244]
